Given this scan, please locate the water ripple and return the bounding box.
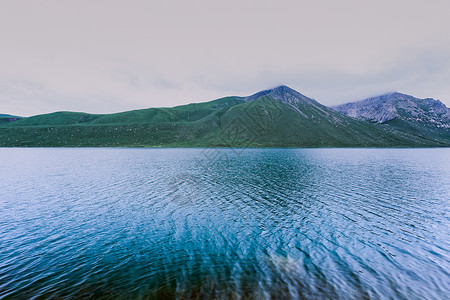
[0,148,449,299]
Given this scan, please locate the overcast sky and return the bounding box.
[1,0,450,116]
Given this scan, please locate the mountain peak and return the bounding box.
[363,92,446,109]
[270,85,294,92]
[263,85,300,95]
[362,92,410,103]
[333,92,450,125]
[245,85,315,104]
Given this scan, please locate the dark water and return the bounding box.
[0,148,449,299]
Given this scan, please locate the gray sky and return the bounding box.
[1,0,450,116]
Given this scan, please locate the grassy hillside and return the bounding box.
[211,94,446,147]
[1,87,449,147]
[0,96,245,147]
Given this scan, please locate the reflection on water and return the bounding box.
[0,148,449,299]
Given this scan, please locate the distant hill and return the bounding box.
[1,86,449,147]
[333,92,450,145]
[0,114,23,124]
[0,114,22,118]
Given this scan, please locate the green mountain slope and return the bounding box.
[0,96,245,147]
[210,86,446,147]
[1,86,449,147]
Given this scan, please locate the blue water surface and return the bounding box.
[0,148,449,299]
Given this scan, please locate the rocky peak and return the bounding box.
[245,85,316,105]
[333,92,450,126]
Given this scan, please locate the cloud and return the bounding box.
[0,0,449,116]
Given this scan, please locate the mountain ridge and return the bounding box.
[1,86,449,147]
[333,92,450,144]
[333,92,450,125]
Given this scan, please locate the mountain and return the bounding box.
[1,86,449,147]
[213,86,437,147]
[333,92,450,145]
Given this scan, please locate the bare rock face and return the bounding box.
[333,92,450,128]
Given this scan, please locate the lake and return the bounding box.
[0,148,449,299]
